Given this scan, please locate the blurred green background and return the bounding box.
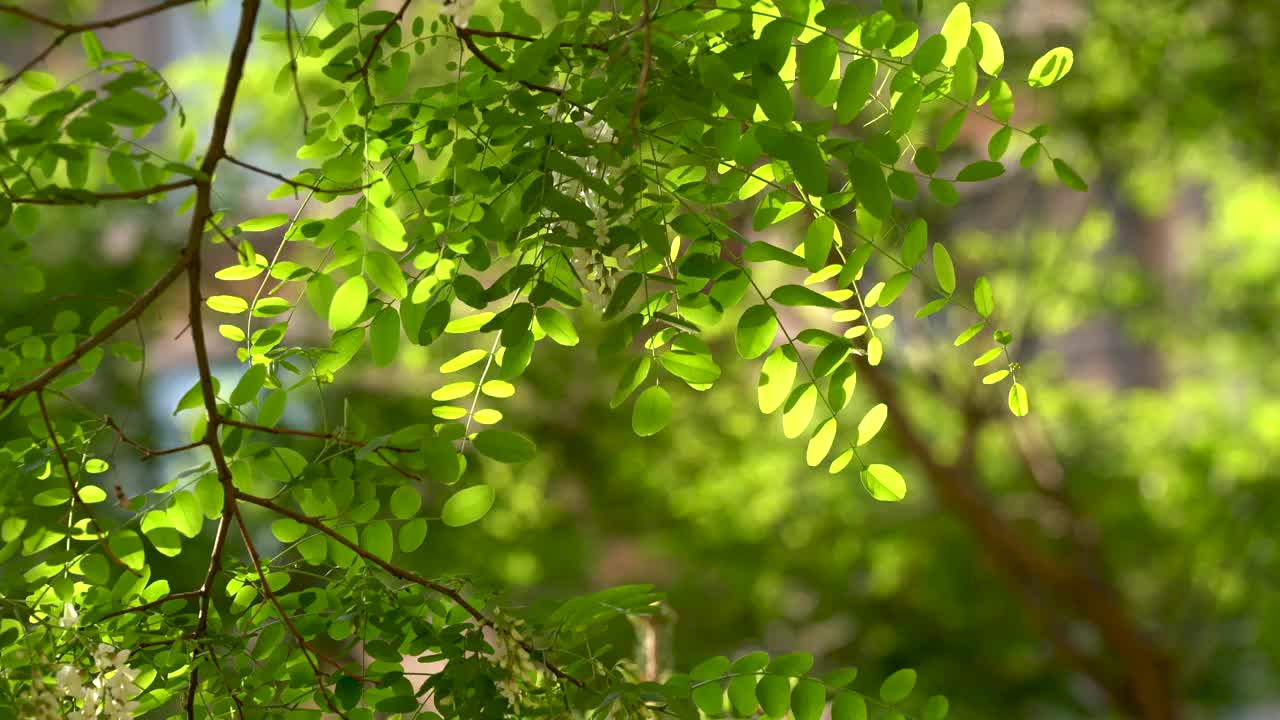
[2,1,1278,718]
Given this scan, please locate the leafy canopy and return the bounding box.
[0,0,1080,717]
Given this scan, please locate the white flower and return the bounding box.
[56,665,84,696]
[60,603,79,629]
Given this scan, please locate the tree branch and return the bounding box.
[222,154,378,195]
[234,489,588,689]
[0,0,201,89]
[36,392,138,575]
[859,364,1177,720]
[0,255,190,413]
[9,179,196,206]
[344,0,412,82]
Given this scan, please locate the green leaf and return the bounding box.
[933,245,956,294]
[367,204,407,251]
[951,48,977,101]
[692,683,724,716]
[867,336,883,366]
[366,252,407,300]
[956,160,1005,182]
[988,79,1015,122]
[988,127,1013,161]
[661,348,721,386]
[972,21,1005,75]
[363,520,394,562]
[804,217,836,272]
[1028,47,1074,88]
[974,276,995,317]
[806,418,837,466]
[798,34,837,97]
[745,241,806,268]
[398,517,428,553]
[912,35,947,75]
[441,485,496,527]
[782,383,818,439]
[329,276,368,330]
[902,219,928,266]
[937,109,967,152]
[728,675,759,716]
[207,295,248,315]
[271,519,307,544]
[982,369,1010,384]
[535,307,580,346]
[612,356,652,408]
[108,530,145,572]
[772,284,841,309]
[923,696,950,720]
[756,675,791,719]
[880,669,918,703]
[849,154,893,220]
[230,364,267,405]
[737,305,778,359]
[954,320,986,346]
[240,213,289,232]
[791,680,826,720]
[390,486,422,520]
[832,693,868,720]
[856,403,887,446]
[758,346,798,414]
[940,2,972,66]
[861,464,906,501]
[836,58,877,124]
[754,69,794,123]
[370,308,400,367]
[22,71,57,91]
[1008,382,1030,416]
[1053,158,1089,191]
[632,386,672,437]
[472,431,536,463]
[974,348,1003,366]
[928,178,959,205]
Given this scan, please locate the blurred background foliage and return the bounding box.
[2,1,1278,718]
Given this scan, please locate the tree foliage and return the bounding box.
[0,0,1086,717]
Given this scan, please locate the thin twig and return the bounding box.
[103,416,205,460]
[344,0,412,81]
[9,179,197,206]
[629,0,653,132]
[0,0,201,88]
[222,154,378,195]
[36,392,139,575]
[234,490,588,689]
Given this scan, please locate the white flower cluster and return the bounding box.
[22,604,141,720]
[441,0,475,27]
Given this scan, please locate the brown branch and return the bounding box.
[234,490,588,689]
[222,154,378,195]
[344,0,412,82]
[860,364,1178,720]
[284,0,309,135]
[177,1,263,716]
[103,416,204,461]
[35,391,139,576]
[458,26,607,50]
[220,417,413,453]
[233,507,351,717]
[9,179,197,206]
[0,256,190,413]
[0,0,200,32]
[456,24,571,99]
[629,0,653,132]
[99,590,204,621]
[0,0,201,88]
